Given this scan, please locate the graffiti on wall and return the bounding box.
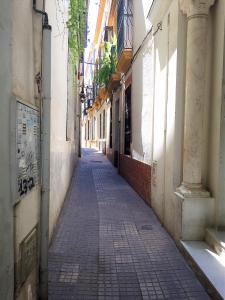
[17,102,40,198]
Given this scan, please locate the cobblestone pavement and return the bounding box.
[48,148,210,300]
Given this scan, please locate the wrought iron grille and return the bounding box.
[84,96,93,110]
[117,0,133,57]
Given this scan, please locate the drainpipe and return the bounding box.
[33,1,51,299]
[33,0,49,26]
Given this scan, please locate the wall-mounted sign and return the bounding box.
[16,102,40,198]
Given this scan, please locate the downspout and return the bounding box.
[33,0,49,26]
[33,1,51,299]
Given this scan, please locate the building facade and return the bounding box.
[0,0,82,299]
[83,0,225,295]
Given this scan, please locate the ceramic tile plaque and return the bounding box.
[16,102,40,198]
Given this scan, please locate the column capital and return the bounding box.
[180,0,215,18]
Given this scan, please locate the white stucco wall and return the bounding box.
[209,0,225,226]
[133,0,153,53]
[151,7,170,223]
[131,40,154,164]
[148,0,187,235]
[131,0,154,164]
[133,0,185,235]
[45,0,78,237]
[160,0,183,234]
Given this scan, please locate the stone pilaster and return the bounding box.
[177,0,215,197]
[174,0,215,240]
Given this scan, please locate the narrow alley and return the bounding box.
[1,1,225,299]
[48,149,209,300]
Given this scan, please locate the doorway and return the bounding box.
[114,99,120,167]
[124,85,132,155]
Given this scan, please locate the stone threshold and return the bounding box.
[205,228,225,257]
[180,241,225,300]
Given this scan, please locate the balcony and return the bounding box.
[105,45,121,93]
[98,87,108,100]
[93,95,101,110]
[107,72,121,93]
[83,97,94,117]
[117,0,133,74]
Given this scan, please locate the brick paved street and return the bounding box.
[48,148,210,300]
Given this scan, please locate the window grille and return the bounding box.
[117,0,133,57]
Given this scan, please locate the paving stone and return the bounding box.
[48,148,210,299]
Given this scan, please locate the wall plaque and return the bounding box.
[19,228,37,286]
[16,102,40,198]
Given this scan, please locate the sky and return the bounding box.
[84,0,100,83]
[85,0,100,61]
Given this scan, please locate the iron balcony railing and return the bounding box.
[83,83,99,113]
[84,93,93,109]
[84,99,93,110]
[117,0,133,57]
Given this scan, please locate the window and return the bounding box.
[103,109,106,139]
[88,120,90,140]
[124,85,132,155]
[66,59,75,141]
[110,105,112,148]
[93,117,96,140]
[100,114,102,139]
[117,0,133,56]
[104,26,113,42]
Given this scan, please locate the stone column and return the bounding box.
[178,0,215,197]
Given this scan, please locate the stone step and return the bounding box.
[205,228,225,257]
[181,241,225,299]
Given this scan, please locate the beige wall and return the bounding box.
[12,1,43,298]
[12,0,43,107]
[0,0,14,298]
[148,0,225,236]
[1,0,79,298]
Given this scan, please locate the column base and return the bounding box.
[174,189,214,240]
[176,182,210,198]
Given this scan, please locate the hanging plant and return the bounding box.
[67,0,87,69]
[98,41,112,86]
[96,35,118,87]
